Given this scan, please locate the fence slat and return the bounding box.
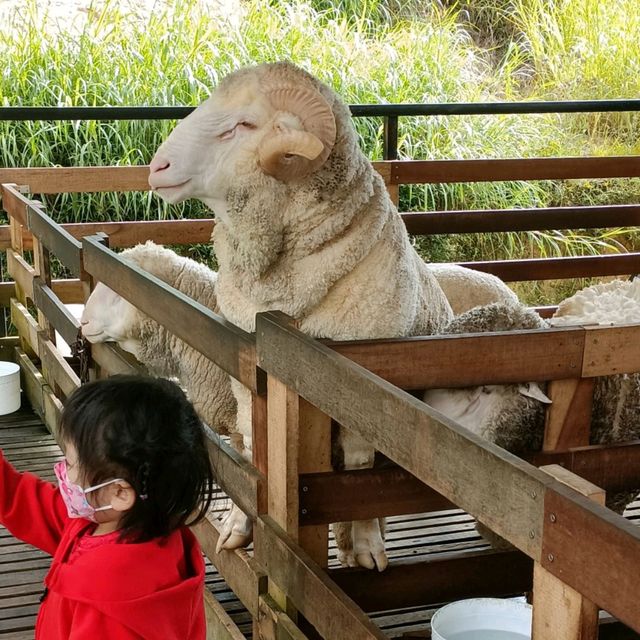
[26,204,82,276]
[459,253,640,282]
[254,516,388,640]
[389,156,640,184]
[81,236,261,392]
[401,204,640,235]
[328,327,586,389]
[32,279,80,346]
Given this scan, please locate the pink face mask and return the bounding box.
[54,460,122,522]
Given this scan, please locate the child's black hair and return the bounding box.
[59,375,215,542]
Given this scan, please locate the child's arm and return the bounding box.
[0,450,67,555]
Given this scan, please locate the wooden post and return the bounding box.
[532,464,604,640]
[264,373,331,634]
[543,379,595,451]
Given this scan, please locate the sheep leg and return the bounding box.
[337,428,388,572]
[216,381,254,552]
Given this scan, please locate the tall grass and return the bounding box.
[1,0,639,290]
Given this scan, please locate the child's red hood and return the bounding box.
[46,524,205,639]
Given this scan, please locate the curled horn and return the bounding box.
[258,86,337,181]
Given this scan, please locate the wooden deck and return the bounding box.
[2,404,640,639]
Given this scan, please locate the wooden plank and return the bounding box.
[191,515,267,619]
[0,166,150,193]
[328,327,585,389]
[89,342,146,376]
[10,300,39,358]
[582,325,640,377]
[299,443,640,525]
[15,349,45,419]
[267,375,301,535]
[401,204,640,235]
[41,383,63,440]
[532,465,603,640]
[1,185,28,226]
[254,516,388,640]
[51,279,84,304]
[205,429,263,521]
[32,279,80,346]
[258,594,309,640]
[458,253,640,282]
[330,549,533,612]
[0,219,216,251]
[81,236,260,391]
[297,400,331,569]
[543,379,594,452]
[387,156,640,184]
[37,334,80,399]
[26,203,82,276]
[541,482,640,632]
[257,311,548,558]
[6,250,34,302]
[203,589,246,640]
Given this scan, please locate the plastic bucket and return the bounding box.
[0,362,21,415]
[430,598,532,640]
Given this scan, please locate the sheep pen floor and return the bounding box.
[2,403,640,639]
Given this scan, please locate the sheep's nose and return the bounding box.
[149,155,171,175]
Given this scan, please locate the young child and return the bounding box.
[0,374,214,639]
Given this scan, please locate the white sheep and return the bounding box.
[80,241,237,437]
[424,297,640,522]
[430,263,518,315]
[149,61,458,571]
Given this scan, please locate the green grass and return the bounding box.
[1,0,640,303]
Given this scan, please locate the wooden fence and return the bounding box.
[2,156,640,639]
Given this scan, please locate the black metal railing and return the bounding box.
[3,99,640,161]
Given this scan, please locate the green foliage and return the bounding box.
[1,0,640,303]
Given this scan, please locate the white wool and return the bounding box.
[430,263,518,315]
[81,241,236,436]
[550,279,640,326]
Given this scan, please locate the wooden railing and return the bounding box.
[3,158,640,639]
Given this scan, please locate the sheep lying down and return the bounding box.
[80,241,237,438]
[424,297,640,547]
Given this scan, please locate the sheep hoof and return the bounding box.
[216,505,252,553]
[353,519,388,571]
[337,550,359,568]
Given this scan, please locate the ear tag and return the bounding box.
[518,382,552,404]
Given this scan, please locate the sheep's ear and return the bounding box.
[258,86,336,181]
[518,383,552,404]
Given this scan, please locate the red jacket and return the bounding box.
[0,451,206,639]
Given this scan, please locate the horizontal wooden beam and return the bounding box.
[388,156,640,184]
[401,204,640,235]
[328,327,586,389]
[90,342,147,376]
[81,236,262,392]
[330,550,533,612]
[460,253,640,282]
[299,442,640,524]
[0,219,216,251]
[0,166,150,193]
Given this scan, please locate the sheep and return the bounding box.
[424,297,640,530]
[80,241,237,438]
[149,61,456,571]
[430,263,518,315]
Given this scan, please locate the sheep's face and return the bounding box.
[81,283,143,358]
[149,63,337,214]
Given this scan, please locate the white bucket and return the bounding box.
[431,598,532,640]
[0,362,21,415]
